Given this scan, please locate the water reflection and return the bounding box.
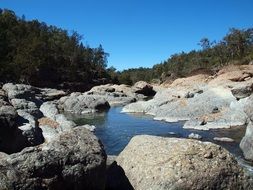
[65,107,246,159]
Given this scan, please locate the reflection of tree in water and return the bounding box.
[64,110,109,126]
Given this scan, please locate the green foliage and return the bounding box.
[117,67,153,85]
[117,27,253,84]
[0,9,109,88]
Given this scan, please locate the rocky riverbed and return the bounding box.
[1,65,253,189]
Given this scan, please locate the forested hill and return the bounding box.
[0,9,111,90]
[118,28,253,85]
[1,9,253,88]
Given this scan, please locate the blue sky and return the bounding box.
[1,0,253,70]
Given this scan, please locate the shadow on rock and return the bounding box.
[106,160,134,190]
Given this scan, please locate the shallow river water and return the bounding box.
[65,106,253,173]
[68,107,245,156]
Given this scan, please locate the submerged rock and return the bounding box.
[214,137,235,142]
[116,135,252,190]
[188,133,202,139]
[0,127,107,190]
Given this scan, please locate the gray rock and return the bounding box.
[55,114,76,131]
[86,84,138,106]
[2,83,37,100]
[188,133,202,139]
[39,88,68,101]
[213,137,235,142]
[185,91,195,98]
[80,124,96,132]
[58,93,110,114]
[240,121,253,161]
[116,135,252,190]
[38,114,76,142]
[124,86,248,130]
[40,101,59,120]
[132,81,156,96]
[39,124,59,142]
[106,155,134,190]
[0,127,107,190]
[0,104,41,153]
[0,104,17,129]
[231,83,253,99]
[11,98,40,116]
[16,110,44,146]
[240,95,253,161]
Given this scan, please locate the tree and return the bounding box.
[198,38,211,50]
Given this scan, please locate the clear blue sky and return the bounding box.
[1,0,253,70]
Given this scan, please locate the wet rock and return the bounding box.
[188,133,202,139]
[0,127,107,190]
[116,135,251,190]
[214,137,235,142]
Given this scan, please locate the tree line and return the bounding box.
[0,9,110,90]
[116,28,253,84]
[1,9,253,87]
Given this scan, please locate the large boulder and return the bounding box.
[132,81,156,96]
[116,135,252,190]
[58,93,110,114]
[0,104,17,129]
[40,101,60,120]
[2,83,37,100]
[39,102,77,142]
[38,88,68,101]
[0,104,41,153]
[0,127,107,190]
[11,98,41,116]
[16,110,44,146]
[85,84,138,106]
[231,82,253,100]
[123,86,247,130]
